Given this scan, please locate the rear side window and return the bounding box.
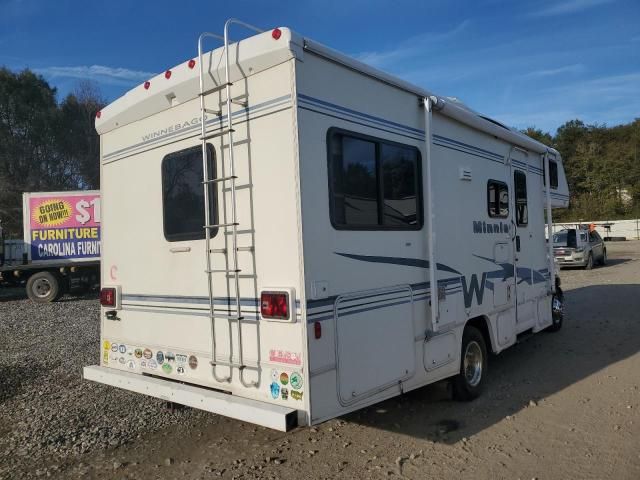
[487,180,509,218]
[162,144,216,242]
[543,159,559,189]
[328,129,422,230]
[514,170,528,226]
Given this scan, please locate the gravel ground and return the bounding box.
[0,291,215,479]
[1,241,639,479]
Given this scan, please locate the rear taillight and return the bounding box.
[314,321,322,339]
[261,291,289,320]
[100,288,116,307]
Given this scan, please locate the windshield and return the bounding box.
[553,229,587,248]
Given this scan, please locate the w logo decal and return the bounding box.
[461,273,488,308]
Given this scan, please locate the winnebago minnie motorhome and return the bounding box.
[84,20,569,431]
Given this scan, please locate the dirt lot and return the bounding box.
[1,241,640,480]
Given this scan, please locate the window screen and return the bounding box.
[487,180,509,218]
[328,129,421,230]
[514,170,528,226]
[162,144,216,242]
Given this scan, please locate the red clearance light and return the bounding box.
[271,28,282,40]
[314,321,322,339]
[143,81,151,90]
[100,287,116,307]
[188,59,196,69]
[164,70,172,79]
[261,291,289,319]
[96,111,101,119]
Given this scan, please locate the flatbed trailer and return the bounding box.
[0,260,100,302]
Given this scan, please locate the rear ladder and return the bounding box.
[197,19,264,387]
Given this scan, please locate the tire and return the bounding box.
[452,326,488,401]
[599,249,607,266]
[26,271,62,303]
[547,288,564,332]
[584,253,593,270]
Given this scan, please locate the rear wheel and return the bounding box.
[547,288,564,332]
[584,253,593,270]
[599,249,607,266]
[452,326,488,401]
[26,271,62,303]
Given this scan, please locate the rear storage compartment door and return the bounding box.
[334,286,415,406]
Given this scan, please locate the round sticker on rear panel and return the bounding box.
[290,372,303,390]
[156,351,165,363]
[270,382,280,399]
[188,355,198,370]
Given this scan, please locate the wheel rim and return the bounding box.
[464,340,483,387]
[32,278,52,298]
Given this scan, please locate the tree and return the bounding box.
[0,68,105,237]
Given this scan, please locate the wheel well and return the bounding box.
[465,316,494,354]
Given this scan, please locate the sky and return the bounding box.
[1,0,638,133]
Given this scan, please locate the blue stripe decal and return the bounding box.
[433,134,504,160]
[122,293,301,308]
[307,282,461,319]
[122,307,259,319]
[433,140,505,165]
[299,105,425,142]
[334,252,461,275]
[298,100,424,140]
[298,94,425,136]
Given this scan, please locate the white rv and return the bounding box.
[84,20,569,431]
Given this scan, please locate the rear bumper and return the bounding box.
[554,257,587,267]
[83,365,297,432]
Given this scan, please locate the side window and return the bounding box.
[487,180,509,218]
[162,144,216,242]
[549,160,558,188]
[543,159,559,189]
[328,129,422,230]
[514,170,528,226]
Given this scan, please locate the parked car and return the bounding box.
[552,227,606,269]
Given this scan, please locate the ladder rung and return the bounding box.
[200,128,234,141]
[230,98,248,107]
[211,360,244,368]
[222,184,251,192]
[206,268,241,273]
[210,314,245,321]
[203,108,222,116]
[200,82,232,96]
[209,246,252,254]
[204,222,238,229]
[210,360,259,370]
[203,175,237,184]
